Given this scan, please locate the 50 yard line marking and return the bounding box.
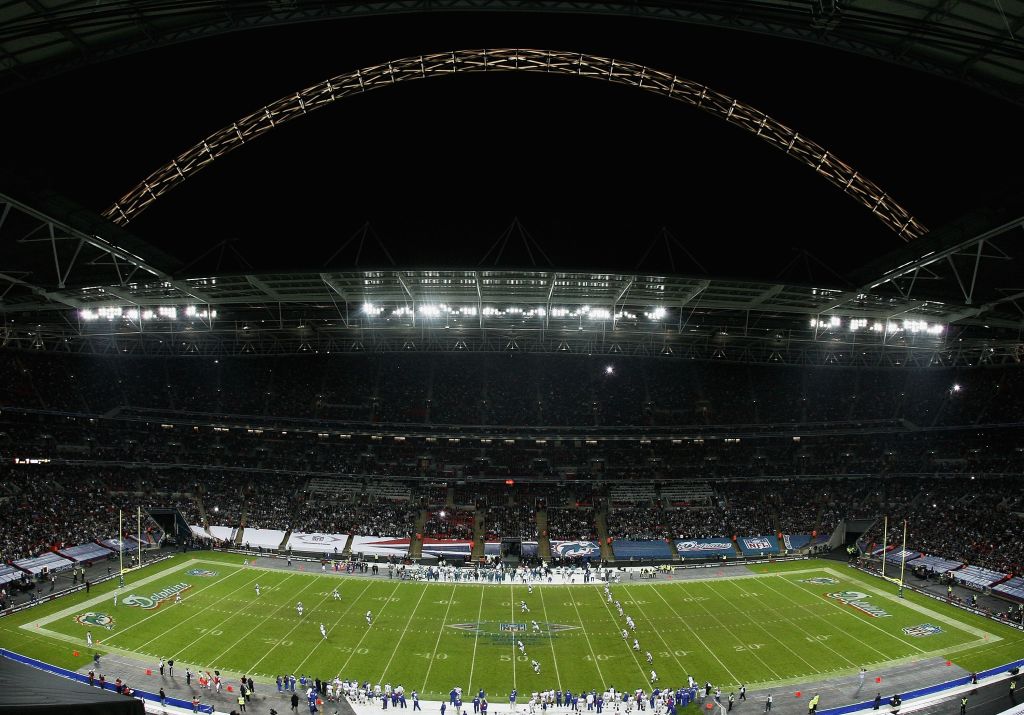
[421,584,459,693]
[466,586,487,697]
[537,585,562,689]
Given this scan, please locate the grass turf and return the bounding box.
[3,553,1022,699]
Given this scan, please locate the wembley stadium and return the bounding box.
[0,3,1023,715]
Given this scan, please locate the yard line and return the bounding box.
[648,584,740,686]
[741,578,859,668]
[622,584,689,675]
[565,586,608,690]
[105,568,258,645]
[293,578,375,677]
[466,585,487,697]
[705,580,820,674]
[594,584,648,682]
[378,581,431,682]
[509,583,517,690]
[782,575,926,655]
[421,583,459,693]
[204,572,305,668]
[246,574,343,674]
[536,585,562,689]
[164,571,269,660]
[337,580,405,674]
[675,581,782,680]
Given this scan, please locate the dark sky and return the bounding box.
[3,12,1021,281]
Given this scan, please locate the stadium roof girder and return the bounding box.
[101,49,926,241]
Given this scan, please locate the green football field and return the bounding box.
[4,553,1023,699]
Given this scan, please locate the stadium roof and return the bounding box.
[0,1,1022,106]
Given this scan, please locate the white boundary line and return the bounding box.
[421,583,458,693]
[565,582,608,690]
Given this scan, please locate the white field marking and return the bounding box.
[466,585,488,696]
[822,567,1001,641]
[754,575,878,665]
[377,580,431,682]
[129,569,261,651]
[100,568,256,646]
[421,583,459,693]
[293,578,375,677]
[163,570,279,660]
[622,584,690,675]
[782,574,927,654]
[593,583,648,682]
[509,583,517,689]
[673,580,782,680]
[337,579,405,674]
[204,572,306,667]
[564,585,608,690]
[648,584,740,686]
[709,578,828,673]
[536,585,563,690]
[24,558,225,629]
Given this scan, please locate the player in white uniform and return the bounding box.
[531,620,540,633]
[297,601,304,616]
[633,639,640,651]
[174,593,181,604]
[255,583,261,596]
[520,601,530,613]
[518,640,526,654]
[645,652,653,664]
[332,589,341,600]
[86,631,93,647]
[320,623,328,639]
[532,660,540,674]
[366,610,373,625]
[621,629,629,640]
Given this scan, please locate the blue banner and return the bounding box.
[674,538,735,559]
[783,534,811,550]
[612,540,672,559]
[550,541,601,559]
[737,535,780,555]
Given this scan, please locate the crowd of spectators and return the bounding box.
[546,508,597,540]
[422,509,474,540]
[485,504,538,539]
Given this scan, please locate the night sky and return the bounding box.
[3,12,1021,281]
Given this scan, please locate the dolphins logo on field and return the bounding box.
[76,612,115,628]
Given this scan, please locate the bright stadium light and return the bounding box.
[951,383,962,393]
[363,303,376,315]
[605,365,614,375]
[647,307,666,320]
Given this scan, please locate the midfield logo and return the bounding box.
[185,569,218,577]
[449,621,580,643]
[123,582,192,610]
[825,591,892,618]
[799,577,840,585]
[902,623,943,637]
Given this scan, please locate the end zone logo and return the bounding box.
[123,582,192,610]
[825,591,892,618]
[800,577,839,585]
[185,568,218,577]
[903,623,943,637]
[76,612,115,628]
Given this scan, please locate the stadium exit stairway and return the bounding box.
[409,509,426,558]
[471,509,485,561]
[537,508,551,560]
[595,507,614,562]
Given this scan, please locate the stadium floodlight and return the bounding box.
[605,365,614,375]
[185,305,197,317]
[418,304,441,317]
[589,308,611,320]
[362,302,375,315]
[648,307,667,320]
[141,309,155,321]
[79,309,98,321]
[829,316,840,327]
[952,383,962,393]
[438,510,446,518]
